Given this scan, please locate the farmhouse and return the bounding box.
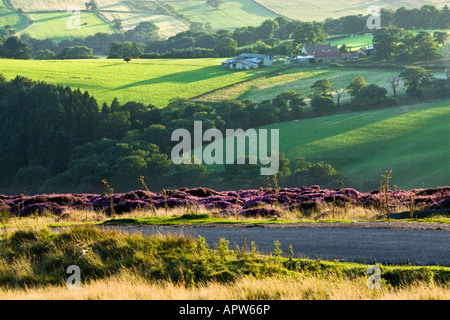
[293,44,375,64]
[221,53,274,70]
[314,51,342,63]
[301,44,339,55]
[341,49,366,61]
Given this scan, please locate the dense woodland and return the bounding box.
[0,4,448,60]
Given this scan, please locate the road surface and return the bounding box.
[96,222,450,266]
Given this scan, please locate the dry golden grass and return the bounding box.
[1,272,448,300]
[0,202,387,236]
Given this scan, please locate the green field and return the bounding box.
[0,58,279,107]
[269,100,450,189]
[0,0,27,31]
[200,99,450,190]
[197,64,447,105]
[255,0,450,21]
[329,34,375,49]
[22,11,115,41]
[329,30,450,50]
[165,0,278,29]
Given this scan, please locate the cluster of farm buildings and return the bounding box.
[221,44,376,70]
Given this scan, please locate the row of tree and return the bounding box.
[309,66,449,115]
[323,4,450,35]
[373,27,446,62]
[2,5,448,61]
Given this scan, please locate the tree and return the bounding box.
[12,165,51,194]
[413,31,442,61]
[292,22,328,47]
[35,49,56,60]
[339,44,349,53]
[399,66,434,97]
[93,111,131,140]
[206,0,224,9]
[214,37,237,57]
[124,57,131,63]
[346,76,368,97]
[387,75,400,97]
[433,31,449,45]
[373,27,405,60]
[310,95,335,115]
[112,18,123,33]
[332,86,346,106]
[351,84,390,110]
[0,36,32,59]
[252,40,272,54]
[85,0,99,11]
[124,21,159,43]
[255,19,279,40]
[394,30,416,62]
[311,79,332,96]
[108,41,144,59]
[58,46,94,59]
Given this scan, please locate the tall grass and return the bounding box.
[1,272,448,300]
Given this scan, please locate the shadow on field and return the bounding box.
[112,66,245,90]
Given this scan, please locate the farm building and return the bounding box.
[221,53,273,70]
[361,46,377,56]
[292,55,315,64]
[314,51,342,63]
[301,44,339,56]
[341,49,366,61]
[294,44,374,64]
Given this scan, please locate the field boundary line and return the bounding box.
[189,65,293,101]
[3,0,33,31]
[250,0,291,20]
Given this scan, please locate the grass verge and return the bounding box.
[0,226,448,300]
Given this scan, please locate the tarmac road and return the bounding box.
[97,222,450,266]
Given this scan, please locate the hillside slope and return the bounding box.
[0,58,277,107]
[265,100,450,190]
[202,100,450,190]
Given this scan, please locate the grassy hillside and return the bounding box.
[201,99,450,190]
[7,0,450,40]
[268,100,450,189]
[23,11,116,41]
[0,58,279,107]
[11,0,188,39]
[11,0,126,11]
[0,0,27,31]
[165,0,278,29]
[255,0,450,21]
[196,64,447,104]
[329,30,450,50]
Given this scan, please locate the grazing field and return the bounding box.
[164,0,278,29]
[0,0,27,31]
[201,99,450,190]
[329,30,450,50]
[254,0,450,21]
[328,33,375,49]
[22,11,115,41]
[197,65,447,104]
[0,58,278,107]
[266,100,450,190]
